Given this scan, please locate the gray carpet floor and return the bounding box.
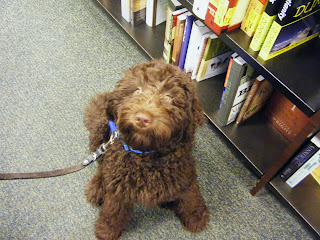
[0,0,318,239]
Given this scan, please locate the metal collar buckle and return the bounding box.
[82,130,119,166]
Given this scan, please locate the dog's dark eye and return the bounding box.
[134,87,143,95]
[163,95,172,103]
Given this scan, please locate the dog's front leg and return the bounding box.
[85,167,104,206]
[84,92,113,152]
[95,195,133,240]
[175,182,210,233]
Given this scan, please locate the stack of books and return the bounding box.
[163,1,234,81]
[280,131,320,188]
[191,0,320,60]
[121,0,169,27]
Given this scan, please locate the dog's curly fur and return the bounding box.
[84,60,209,240]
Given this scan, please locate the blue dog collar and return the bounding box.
[108,121,151,154]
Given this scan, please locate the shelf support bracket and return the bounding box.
[250,109,320,196]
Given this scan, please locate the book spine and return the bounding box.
[217,55,247,126]
[226,73,255,124]
[178,14,195,69]
[146,0,156,27]
[311,165,320,185]
[164,8,187,63]
[241,0,268,37]
[195,36,214,81]
[121,0,132,23]
[191,33,211,79]
[171,14,187,65]
[205,0,238,35]
[184,21,210,72]
[286,150,320,188]
[131,0,147,25]
[249,12,276,51]
[249,0,283,51]
[258,21,282,60]
[227,0,251,31]
[235,75,264,124]
[280,142,319,180]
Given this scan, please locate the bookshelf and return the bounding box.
[94,0,320,236]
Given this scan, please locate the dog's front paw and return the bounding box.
[95,221,123,240]
[179,205,210,233]
[85,174,104,205]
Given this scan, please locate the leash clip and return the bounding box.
[82,130,119,166]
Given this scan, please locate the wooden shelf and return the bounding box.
[94,0,320,236]
[196,76,289,175]
[220,30,320,117]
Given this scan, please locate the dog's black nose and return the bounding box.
[135,111,153,128]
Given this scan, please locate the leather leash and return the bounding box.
[0,130,119,180]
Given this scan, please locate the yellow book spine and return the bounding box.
[249,12,276,51]
[258,21,281,60]
[241,0,267,37]
[197,59,210,80]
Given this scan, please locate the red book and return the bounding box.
[205,0,238,35]
[264,90,309,141]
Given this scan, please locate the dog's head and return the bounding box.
[108,60,205,152]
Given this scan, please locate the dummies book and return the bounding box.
[205,0,238,35]
[259,0,320,60]
[241,0,268,37]
[249,0,283,51]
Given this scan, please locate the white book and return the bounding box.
[286,132,320,188]
[121,0,131,23]
[146,0,169,27]
[192,0,209,20]
[191,32,212,79]
[184,20,211,73]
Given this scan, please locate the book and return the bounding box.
[286,131,320,188]
[196,33,233,81]
[236,75,273,124]
[280,137,319,181]
[191,32,212,79]
[121,0,132,23]
[205,0,238,35]
[259,0,320,60]
[146,0,169,27]
[163,1,183,62]
[264,90,310,141]
[192,0,210,20]
[171,11,192,65]
[178,14,195,69]
[131,0,147,25]
[163,7,187,63]
[311,165,320,185]
[184,20,211,73]
[164,0,183,41]
[241,0,268,37]
[249,0,283,51]
[227,0,251,31]
[217,53,250,126]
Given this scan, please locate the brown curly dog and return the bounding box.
[84,60,209,240]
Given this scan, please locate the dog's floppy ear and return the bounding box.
[84,92,118,151]
[182,76,206,127]
[191,94,206,127]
